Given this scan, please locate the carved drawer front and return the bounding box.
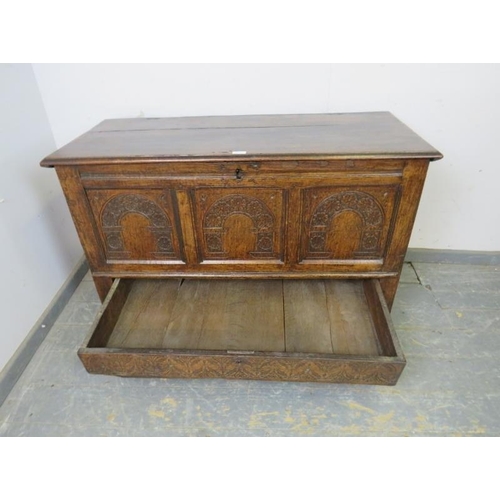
[86,189,183,262]
[193,188,285,262]
[300,186,400,263]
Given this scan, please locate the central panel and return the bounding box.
[193,188,285,263]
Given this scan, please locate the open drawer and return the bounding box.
[79,278,405,385]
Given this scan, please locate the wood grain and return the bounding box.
[92,276,114,303]
[45,112,441,385]
[363,280,403,358]
[55,167,106,271]
[110,280,286,352]
[174,190,199,265]
[193,188,285,263]
[80,278,405,384]
[107,280,180,348]
[161,280,211,349]
[299,184,401,264]
[48,119,436,282]
[284,281,333,353]
[109,279,286,351]
[78,350,405,385]
[77,160,406,178]
[85,279,132,348]
[41,112,442,166]
[86,188,183,262]
[93,278,384,356]
[380,159,430,309]
[324,281,381,356]
[194,280,284,352]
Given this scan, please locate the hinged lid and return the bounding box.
[40,112,442,167]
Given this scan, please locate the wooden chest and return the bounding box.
[41,112,442,385]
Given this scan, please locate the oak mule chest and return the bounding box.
[41,112,442,385]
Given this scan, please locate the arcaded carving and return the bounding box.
[101,194,175,258]
[203,194,275,257]
[308,191,384,257]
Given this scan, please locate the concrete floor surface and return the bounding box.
[1,262,499,436]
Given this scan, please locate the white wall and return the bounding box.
[0,64,82,371]
[32,63,500,252]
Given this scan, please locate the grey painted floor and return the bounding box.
[1,262,499,436]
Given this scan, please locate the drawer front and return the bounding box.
[86,189,184,263]
[299,185,401,264]
[192,188,285,263]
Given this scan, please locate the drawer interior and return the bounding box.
[80,277,405,384]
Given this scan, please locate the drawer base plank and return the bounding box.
[324,281,381,356]
[283,281,333,354]
[162,280,212,350]
[193,280,285,352]
[107,280,181,349]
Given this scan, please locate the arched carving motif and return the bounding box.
[101,194,175,258]
[203,195,275,257]
[308,191,385,257]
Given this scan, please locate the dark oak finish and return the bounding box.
[192,188,285,263]
[299,184,400,264]
[283,280,381,355]
[40,112,442,165]
[379,159,430,308]
[86,188,184,263]
[42,112,442,384]
[79,278,405,385]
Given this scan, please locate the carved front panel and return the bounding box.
[193,189,284,262]
[300,186,400,262]
[86,189,183,261]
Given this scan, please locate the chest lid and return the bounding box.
[40,112,442,167]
